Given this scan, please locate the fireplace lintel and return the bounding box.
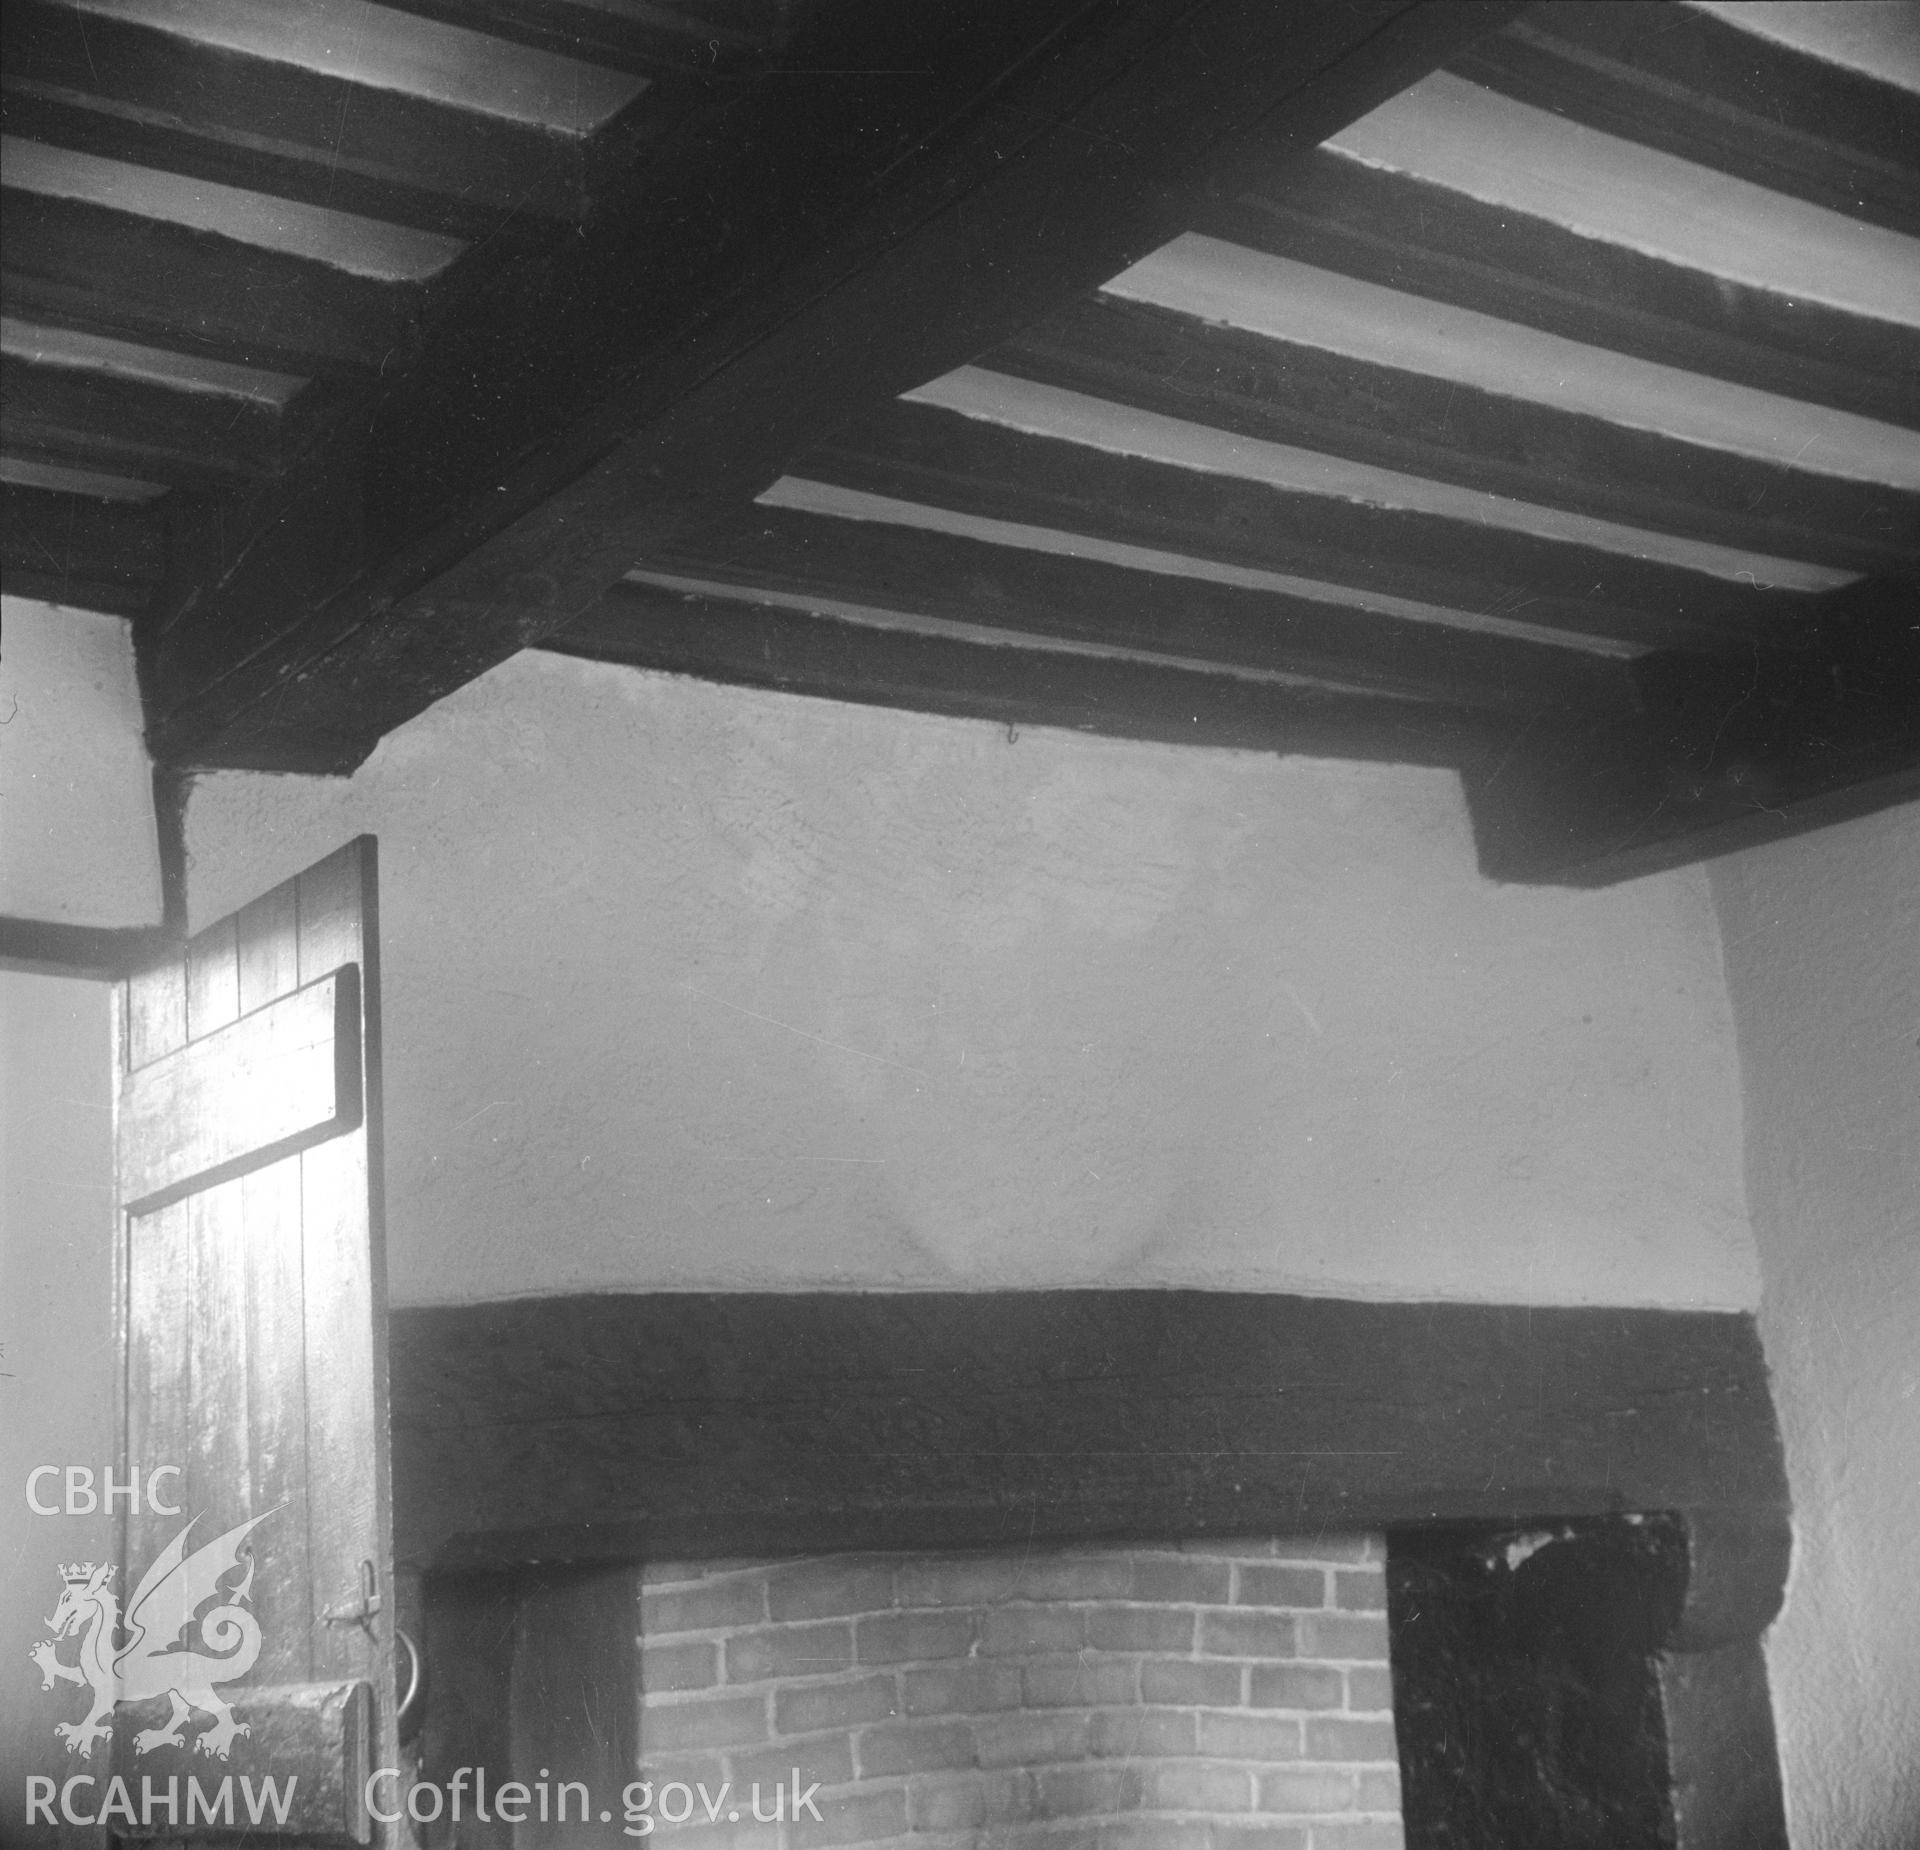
[394,1289,1791,1846]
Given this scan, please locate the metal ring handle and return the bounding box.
[395,1625,425,1741]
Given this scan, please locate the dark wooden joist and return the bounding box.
[0,0,606,241]
[808,397,1814,652]
[135,0,1529,771]
[551,571,1510,770]
[631,501,1636,711]
[137,0,1120,756]
[0,479,164,616]
[1,188,421,378]
[378,0,792,76]
[1197,147,1920,431]
[1,353,289,488]
[1455,2,1920,240]
[349,0,1183,557]
[1466,575,1920,884]
[990,298,1920,579]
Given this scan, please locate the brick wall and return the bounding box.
[635,1541,1401,1850]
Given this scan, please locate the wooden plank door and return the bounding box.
[104,838,396,1845]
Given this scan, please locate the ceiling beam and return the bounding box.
[604,501,1637,711]
[806,395,1817,651]
[552,572,1515,770]
[0,479,165,616]
[989,297,1920,580]
[1,353,290,488]
[0,0,606,240]
[1454,3,1920,240]
[1465,576,1920,884]
[349,0,1141,561]
[1,188,421,377]
[374,0,792,77]
[134,0,1528,771]
[1198,147,1920,432]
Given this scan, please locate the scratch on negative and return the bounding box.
[694,989,934,1081]
[1280,983,1323,1037]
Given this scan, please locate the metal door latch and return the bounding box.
[321,1558,383,1636]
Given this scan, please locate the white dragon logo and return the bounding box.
[29,1509,274,1761]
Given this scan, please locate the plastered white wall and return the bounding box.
[0,595,162,927]
[1712,804,1920,1850]
[183,650,1756,1310]
[0,971,116,1806]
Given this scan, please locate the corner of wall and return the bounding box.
[1706,801,1920,1850]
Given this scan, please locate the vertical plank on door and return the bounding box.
[243,1152,314,1688]
[182,1178,251,1545]
[236,878,314,1684]
[127,950,187,1071]
[121,1195,192,1633]
[297,840,400,1820]
[186,915,240,1040]
[237,883,302,1014]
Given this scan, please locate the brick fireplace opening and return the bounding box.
[633,1541,1401,1850]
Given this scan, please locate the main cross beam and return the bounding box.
[138,0,1524,774]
